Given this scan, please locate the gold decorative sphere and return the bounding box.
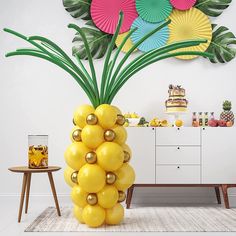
[85,151,97,164]
[72,118,76,126]
[86,113,98,125]
[118,191,126,202]
[71,171,78,184]
[116,114,125,126]
[86,193,98,205]
[124,151,131,162]
[72,129,82,142]
[104,129,116,142]
[106,172,116,185]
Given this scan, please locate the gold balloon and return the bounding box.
[86,113,98,125]
[118,191,126,202]
[72,129,82,142]
[104,129,116,142]
[85,152,97,164]
[116,114,125,126]
[71,171,78,184]
[106,172,116,185]
[72,118,76,126]
[87,193,98,205]
[124,151,131,163]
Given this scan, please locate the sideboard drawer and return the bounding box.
[156,146,200,165]
[156,127,201,146]
[156,165,201,184]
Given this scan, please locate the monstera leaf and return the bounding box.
[63,0,91,20]
[195,0,232,17]
[206,24,236,63]
[72,20,114,59]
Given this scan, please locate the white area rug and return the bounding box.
[25,206,236,232]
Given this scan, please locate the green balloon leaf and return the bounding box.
[72,20,114,60]
[63,0,91,20]
[195,0,232,17]
[206,24,236,63]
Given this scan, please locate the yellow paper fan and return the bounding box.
[168,8,212,60]
[115,31,137,53]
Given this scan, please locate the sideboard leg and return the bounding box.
[126,185,134,209]
[221,184,230,209]
[214,187,221,204]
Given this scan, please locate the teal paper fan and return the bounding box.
[131,17,169,52]
[136,0,173,23]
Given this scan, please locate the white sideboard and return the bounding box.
[126,127,236,208]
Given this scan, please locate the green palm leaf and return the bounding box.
[72,20,114,60]
[63,0,91,20]
[195,0,232,17]
[206,24,236,63]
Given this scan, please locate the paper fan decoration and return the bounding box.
[168,8,212,60]
[91,0,138,34]
[136,0,172,23]
[170,0,196,10]
[130,17,169,52]
[116,31,137,53]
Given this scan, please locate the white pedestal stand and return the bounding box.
[166,111,187,127]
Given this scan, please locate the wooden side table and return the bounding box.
[9,166,61,222]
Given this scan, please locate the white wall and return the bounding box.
[1,0,236,204]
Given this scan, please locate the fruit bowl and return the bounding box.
[127,118,140,126]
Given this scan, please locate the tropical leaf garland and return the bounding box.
[63,0,92,20]
[206,24,236,63]
[72,20,115,60]
[195,0,232,17]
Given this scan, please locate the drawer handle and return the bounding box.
[177,166,180,169]
[177,147,180,150]
[177,128,180,130]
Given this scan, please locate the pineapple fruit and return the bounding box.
[64,104,135,227]
[220,101,235,124]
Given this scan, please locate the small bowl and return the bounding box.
[127,118,140,126]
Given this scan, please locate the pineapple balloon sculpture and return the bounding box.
[220,100,235,125]
[4,12,213,227]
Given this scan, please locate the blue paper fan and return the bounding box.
[130,17,169,52]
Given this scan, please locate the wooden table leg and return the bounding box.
[25,173,31,213]
[126,185,134,209]
[126,188,130,205]
[221,184,230,209]
[48,172,61,216]
[18,173,28,222]
[214,187,221,204]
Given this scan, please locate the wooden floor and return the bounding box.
[1,196,236,236]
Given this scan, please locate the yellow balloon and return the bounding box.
[122,144,132,158]
[71,185,88,207]
[82,205,105,227]
[81,125,104,149]
[73,104,95,128]
[95,104,117,129]
[64,166,76,187]
[105,203,124,225]
[78,164,106,193]
[96,142,124,171]
[111,105,122,115]
[114,163,135,191]
[64,142,90,170]
[73,205,85,224]
[97,185,119,209]
[112,125,127,145]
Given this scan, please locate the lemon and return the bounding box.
[81,125,104,149]
[175,119,183,127]
[82,205,105,228]
[73,104,95,128]
[95,104,117,129]
[78,164,106,193]
[96,142,124,171]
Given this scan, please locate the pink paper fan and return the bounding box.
[170,0,196,10]
[91,0,138,34]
